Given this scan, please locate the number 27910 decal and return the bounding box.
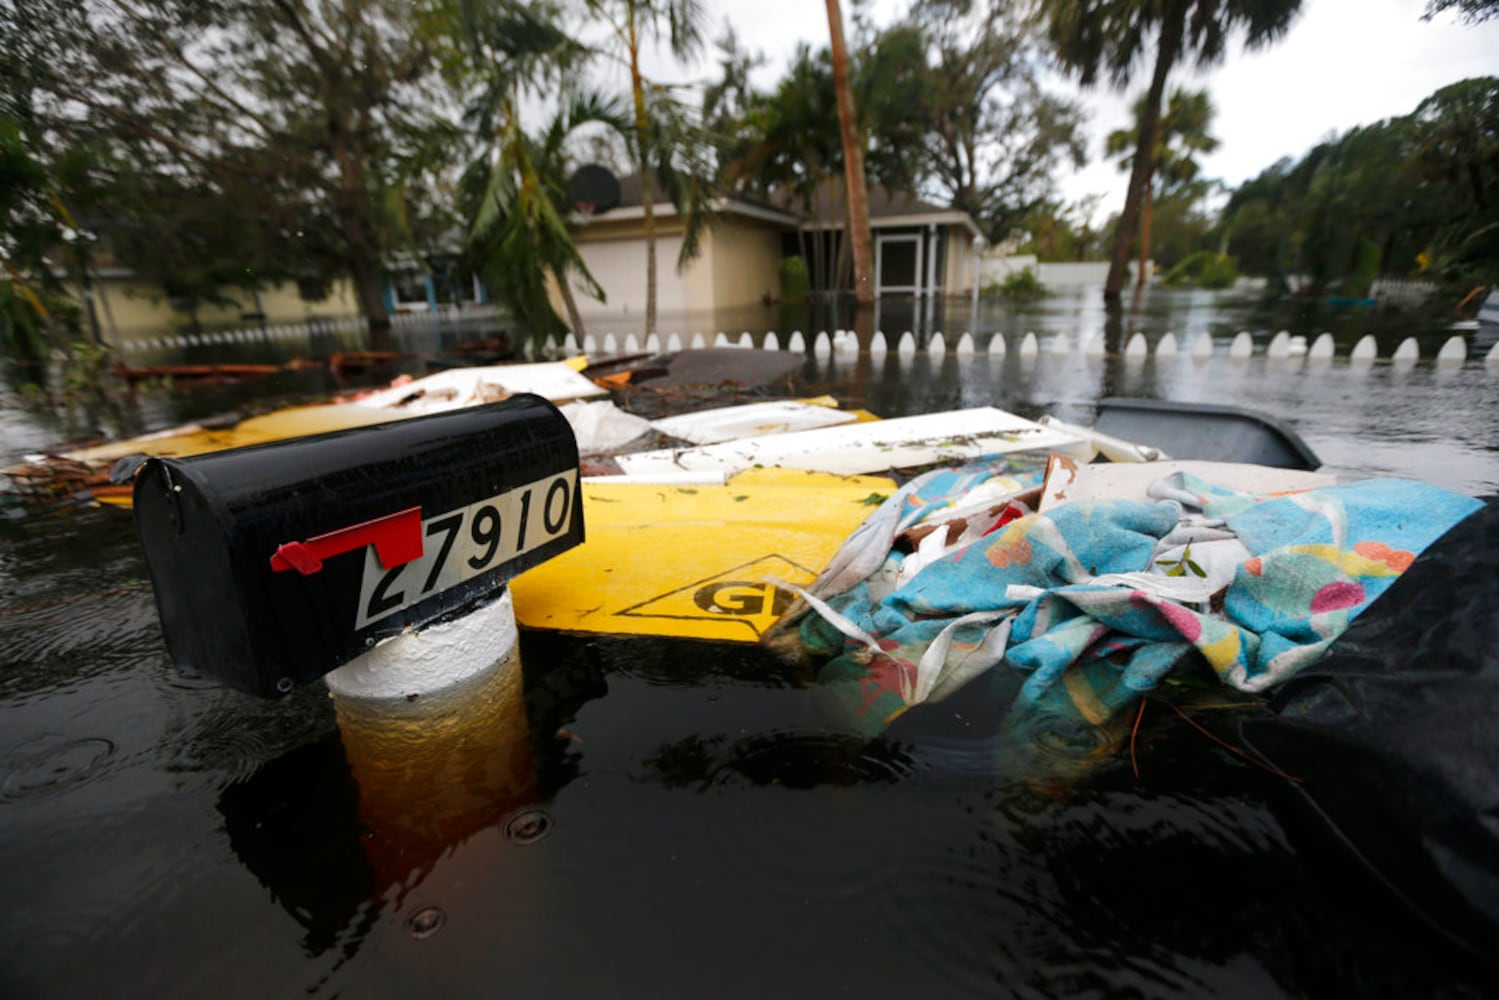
[355,471,576,630]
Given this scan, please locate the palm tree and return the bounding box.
[721,44,841,294]
[1423,0,1499,23]
[1412,77,1498,212]
[1044,0,1303,304]
[825,0,875,308]
[1105,87,1220,296]
[589,0,707,338]
[449,4,615,346]
[463,91,631,345]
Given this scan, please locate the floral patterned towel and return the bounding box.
[786,469,1482,742]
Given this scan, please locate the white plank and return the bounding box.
[351,361,606,414]
[617,407,1091,478]
[651,399,858,445]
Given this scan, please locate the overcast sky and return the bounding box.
[622,0,1499,224]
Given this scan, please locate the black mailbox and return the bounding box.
[133,395,584,697]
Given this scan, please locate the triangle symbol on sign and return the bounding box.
[616,554,819,638]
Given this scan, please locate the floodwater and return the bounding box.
[2,288,1496,997]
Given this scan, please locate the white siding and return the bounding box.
[573,235,689,317]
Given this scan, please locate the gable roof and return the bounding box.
[764,177,982,237]
[587,172,799,227]
[593,172,979,237]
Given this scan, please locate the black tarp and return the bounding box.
[1241,498,1499,960]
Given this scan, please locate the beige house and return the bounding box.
[58,255,362,346]
[556,173,801,319]
[554,173,985,322]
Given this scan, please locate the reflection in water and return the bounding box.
[217,734,373,958]
[330,644,536,903]
[640,731,916,791]
[212,627,613,968]
[220,642,540,962]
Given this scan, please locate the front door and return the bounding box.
[875,234,923,296]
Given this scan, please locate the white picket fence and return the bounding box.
[1371,278,1439,304]
[545,327,1497,367]
[114,303,508,353]
[112,304,1497,367]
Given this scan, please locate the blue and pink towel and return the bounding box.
[780,465,1482,742]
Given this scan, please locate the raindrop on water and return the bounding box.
[505,808,553,845]
[407,906,445,940]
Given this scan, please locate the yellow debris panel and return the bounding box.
[69,404,400,467]
[510,466,894,642]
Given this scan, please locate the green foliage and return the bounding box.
[58,339,112,397]
[1045,0,1304,91]
[1223,77,1499,292]
[449,0,623,345]
[713,3,1087,245]
[985,268,1048,301]
[0,106,95,381]
[587,0,713,332]
[1107,88,1220,200]
[1043,0,1304,297]
[779,255,809,304]
[701,28,771,185]
[1156,544,1206,578]
[892,1,1088,243]
[1348,239,1382,297]
[1017,197,1106,261]
[0,280,53,384]
[7,0,477,328]
[1423,0,1499,23]
[1145,188,1223,269]
[1103,88,1224,270]
[638,88,719,269]
[1163,251,1239,289]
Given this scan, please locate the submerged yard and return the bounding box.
[2,287,1497,996]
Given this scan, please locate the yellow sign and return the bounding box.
[614,554,815,639]
[510,467,893,642]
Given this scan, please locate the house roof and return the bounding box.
[590,172,799,227]
[769,178,982,238]
[590,172,978,237]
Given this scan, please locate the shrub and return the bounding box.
[60,339,113,397]
[779,255,808,305]
[984,267,1047,301]
[1164,251,1240,289]
[1,279,80,388]
[1347,239,1381,298]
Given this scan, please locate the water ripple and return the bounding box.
[1,736,117,803]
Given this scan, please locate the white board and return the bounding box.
[616,407,1091,478]
[351,362,606,414]
[1038,458,1337,512]
[650,399,858,445]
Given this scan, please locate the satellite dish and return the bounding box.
[565,165,621,216]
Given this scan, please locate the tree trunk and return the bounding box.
[826,0,874,308]
[834,223,852,294]
[1105,20,1180,305]
[796,225,810,293]
[349,252,390,335]
[1134,185,1153,302]
[627,9,657,338]
[556,269,587,339]
[331,133,391,338]
[817,226,828,297]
